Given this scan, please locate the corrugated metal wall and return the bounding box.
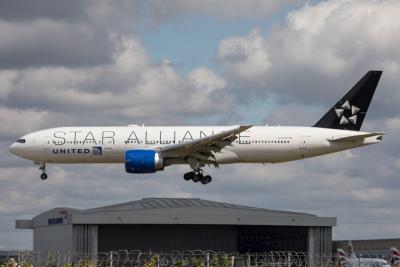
[237,226,308,253]
[70,224,332,255]
[73,225,98,255]
[97,225,311,253]
[33,224,73,252]
[97,224,237,252]
[308,226,332,261]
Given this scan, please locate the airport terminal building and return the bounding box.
[16,198,336,255]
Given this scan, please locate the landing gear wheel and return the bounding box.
[39,163,47,180]
[192,174,202,183]
[183,172,195,181]
[200,175,212,185]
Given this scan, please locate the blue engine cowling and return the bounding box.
[125,150,164,173]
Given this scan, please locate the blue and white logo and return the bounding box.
[92,146,102,155]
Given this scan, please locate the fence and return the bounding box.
[0,250,393,267]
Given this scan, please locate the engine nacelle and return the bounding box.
[125,150,164,173]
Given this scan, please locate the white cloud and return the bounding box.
[264,104,320,126]
[0,19,113,68]
[188,68,226,94]
[187,67,232,112]
[217,0,400,105]
[350,188,385,202]
[277,0,400,74]
[0,70,17,99]
[0,166,60,214]
[0,107,47,138]
[3,37,232,124]
[218,30,271,85]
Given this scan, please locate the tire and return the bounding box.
[40,173,48,180]
[192,174,201,182]
[201,175,212,185]
[183,172,194,181]
[200,176,208,185]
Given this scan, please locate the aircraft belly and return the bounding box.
[214,150,240,163]
[47,155,123,164]
[229,146,302,163]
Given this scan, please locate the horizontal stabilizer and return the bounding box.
[327,132,386,143]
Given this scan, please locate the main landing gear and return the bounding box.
[183,169,212,185]
[39,163,47,180]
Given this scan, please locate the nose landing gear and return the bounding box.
[183,169,212,185]
[39,163,47,180]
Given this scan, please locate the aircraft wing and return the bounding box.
[159,125,252,167]
[327,132,386,143]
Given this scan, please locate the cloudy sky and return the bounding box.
[1,0,400,250]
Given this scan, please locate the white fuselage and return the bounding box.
[9,125,381,165]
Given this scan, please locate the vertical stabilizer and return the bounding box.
[347,240,357,259]
[391,247,400,265]
[314,71,382,131]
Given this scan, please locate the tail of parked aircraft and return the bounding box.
[391,247,400,265]
[347,240,357,259]
[314,70,382,131]
[336,248,348,267]
[336,248,348,258]
[391,247,400,257]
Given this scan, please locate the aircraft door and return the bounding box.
[298,135,310,158]
[42,136,51,154]
[299,135,308,149]
[43,136,51,147]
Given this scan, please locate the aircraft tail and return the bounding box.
[314,70,382,131]
[336,248,348,258]
[335,248,348,267]
[391,247,400,264]
[347,240,357,259]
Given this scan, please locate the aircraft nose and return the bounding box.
[9,143,20,156]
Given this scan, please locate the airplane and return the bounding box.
[336,241,391,267]
[9,70,384,184]
[391,247,400,266]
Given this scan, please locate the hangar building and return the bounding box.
[16,198,336,255]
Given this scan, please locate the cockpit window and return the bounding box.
[16,139,26,143]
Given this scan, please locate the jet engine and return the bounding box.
[125,150,164,173]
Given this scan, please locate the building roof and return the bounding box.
[86,198,310,215]
[17,198,337,229]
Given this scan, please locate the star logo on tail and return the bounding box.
[334,100,360,125]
